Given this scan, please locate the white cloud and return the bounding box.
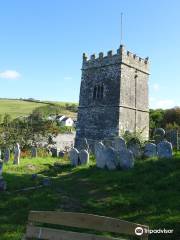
[152,83,159,92]
[156,99,175,109]
[0,70,21,79]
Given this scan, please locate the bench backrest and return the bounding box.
[25,211,149,239]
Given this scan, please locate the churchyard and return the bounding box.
[0,134,180,239]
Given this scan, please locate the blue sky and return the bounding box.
[0,0,179,109]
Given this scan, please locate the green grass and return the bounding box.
[0,100,46,119]
[0,154,180,240]
[0,99,77,119]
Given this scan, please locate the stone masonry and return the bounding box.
[75,45,150,151]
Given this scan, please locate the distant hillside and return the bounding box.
[0,99,77,119]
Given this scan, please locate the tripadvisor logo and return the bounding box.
[135,227,144,236]
[135,227,174,235]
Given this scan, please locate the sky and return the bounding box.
[0,0,179,109]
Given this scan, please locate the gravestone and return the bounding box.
[31,146,37,158]
[144,143,157,158]
[128,142,141,159]
[154,128,166,144]
[0,160,6,191]
[119,149,134,169]
[59,151,65,158]
[95,142,106,169]
[13,143,21,165]
[157,140,173,159]
[112,137,126,152]
[51,147,58,157]
[4,148,10,163]
[69,148,79,166]
[104,147,117,170]
[79,149,89,165]
[166,130,179,150]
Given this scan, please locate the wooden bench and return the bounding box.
[23,211,149,239]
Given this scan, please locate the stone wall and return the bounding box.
[75,45,150,150]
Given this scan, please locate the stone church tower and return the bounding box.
[75,45,149,150]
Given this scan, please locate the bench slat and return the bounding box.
[26,225,125,240]
[28,211,148,237]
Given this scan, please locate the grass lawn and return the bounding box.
[0,154,179,240]
[0,100,46,119]
[0,99,77,119]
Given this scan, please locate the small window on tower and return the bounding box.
[100,84,104,99]
[97,85,101,99]
[93,86,97,99]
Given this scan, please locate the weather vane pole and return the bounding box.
[120,12,123,45]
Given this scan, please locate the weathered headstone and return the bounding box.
[51,147,58,157]
[4,148,10,163]
[79,149,89,165]
[69,148,79,166]
[166,130,179,150]
[112,137,126,152]
[154,128,166,144]
[13,143,21,165]
[104,147,117,170]
[144,143,157,158]
[31,146,37,158]
[0,160,6,191]
[119,149,134,169]
[95,142,106,169]
[59,151,65,158]
[79,150,89,164]
[157,140,173,159]
[128,142,141,159]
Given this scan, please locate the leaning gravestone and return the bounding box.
[104,147,117,170]
[79,149,89,165]
[69,148,79,166]
[95,142,106,169]
[13,143,21,165]
[157,140,173,159]
[112,137,126,152]
[31,146,37,158]
[4,148,10,163]
[119,149,134,169]
[144,143,157,158]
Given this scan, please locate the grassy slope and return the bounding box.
[0,100,46,119]
[0,99,77,119]
[0,154,180,240]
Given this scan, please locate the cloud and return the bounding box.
[149,97,175,109]
[152,83,159,92]
[156,99,175,109]
[0,70,21,79]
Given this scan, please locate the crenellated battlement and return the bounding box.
[82,45,149,73]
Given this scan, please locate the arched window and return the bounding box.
[93,84,104,100]
[93,86,97,99]
[100,84,104,99]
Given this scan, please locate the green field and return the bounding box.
[0,154,179,240]
[0,99,77,119]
